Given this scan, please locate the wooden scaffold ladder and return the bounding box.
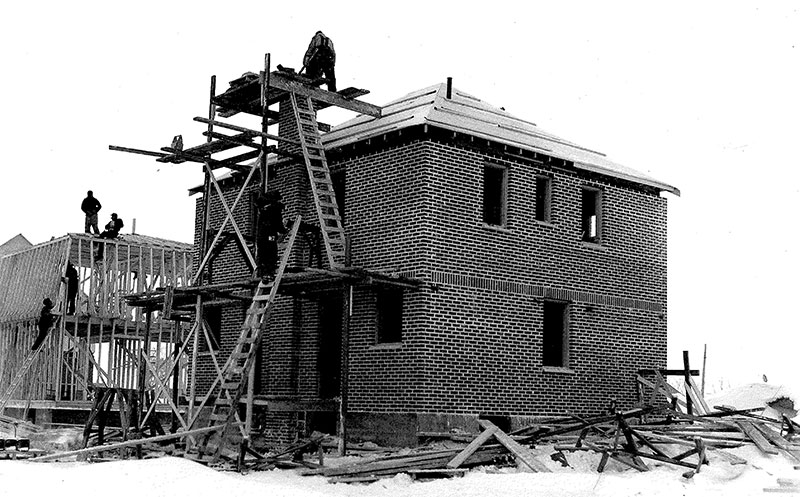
[192,215,302,463]
[289,93,346,270]
[0,336,51,414]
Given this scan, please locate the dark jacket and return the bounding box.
[105,218,124,236]
[81,196,101,215]
[258,201,288,237]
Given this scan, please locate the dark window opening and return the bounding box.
[483,165,507,226]
[202,306,222,352]
[535,176,552,222]
[318,294,343,398]
[478,414,511,432]
[581,188,601,243]
[377,287,403,344]
[542,301,568,367]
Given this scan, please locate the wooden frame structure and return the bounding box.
[0,233,193,425]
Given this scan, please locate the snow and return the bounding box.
[1,443,796,497]
[708,383,798,420]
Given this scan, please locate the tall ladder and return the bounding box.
[193,216,302,463]
[289,93,346,270]
[0,342,49,413]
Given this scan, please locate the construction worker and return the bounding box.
[64,262,79,315]
[303,31,336,92]
[255,191,288,278]
[81,191,102,235]
[96,213,124,259]
[32,298,57,350]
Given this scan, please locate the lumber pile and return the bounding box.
[299,420,548,482]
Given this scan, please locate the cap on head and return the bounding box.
[87,190,93,196]
[111,213,117,219]
[43,298,54,307]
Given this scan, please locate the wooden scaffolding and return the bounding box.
[107,54,422,463]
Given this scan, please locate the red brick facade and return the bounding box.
[193,113,669,447]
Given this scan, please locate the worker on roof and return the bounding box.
[254,191,288,279]
[81,191,102,235]
[96,213,124,259]
[32,298,57,350]
[302,31,336,92]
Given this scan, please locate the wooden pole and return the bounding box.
[33,425,225,462]
[187,296,201,422]
[682,350,693,416]
[338,284,352,456]
[137,310,151,431]
[198,75,217,286]
[261,53,271,194]
[701,344,707,398]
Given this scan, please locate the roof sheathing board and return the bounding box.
[323,83,679,196]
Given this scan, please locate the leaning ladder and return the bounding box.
[289,93,346,270]
[193,216,302,462]
[0,339,50,413]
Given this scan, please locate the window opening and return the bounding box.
[542,301,569,367]
[581,188,601,242]
[376,287,403,343]
[483,164,507,226]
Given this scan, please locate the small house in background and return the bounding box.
[193,80,679,446]
[0,234,32,258]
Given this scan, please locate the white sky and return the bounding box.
[1,2,798,390]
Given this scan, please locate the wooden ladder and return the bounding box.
[0,342,48,413]
[289,93,346,270]
[193,216,302,463]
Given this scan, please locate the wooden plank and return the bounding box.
[478,419,550,472]
[33,425,225,462]
[754,422,795,453]
[193,117,299,145]
[446,425,498,468]
[268,72,382,117]
[687,376,712,413]
[736,421,779,455]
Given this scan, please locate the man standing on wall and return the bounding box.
[255,191,288,279]
[81,191,102,235]
[302,31,336,92]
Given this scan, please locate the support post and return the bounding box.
[682,350,693,416]
[338,284,352,456]
[701,344,707,398]
[198,75,217,286]
[137,310,152,431]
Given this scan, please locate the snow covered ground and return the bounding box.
[2,381,797,497]
[0,442,796,497]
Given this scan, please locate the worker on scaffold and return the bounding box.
[302,31,336,92]
[32,298,58,350]
[255,191,288,279]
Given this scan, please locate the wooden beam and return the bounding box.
[109,145,168,159]
[193,117,300,145]
[478,420,550,472]
[446,424,498,468]
[32,425,225,462]
[268,72,382,117]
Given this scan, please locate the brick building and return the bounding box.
[193,81,679,447]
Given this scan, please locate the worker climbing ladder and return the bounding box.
[192,215,302,463]
[0,342,49,413]
[289,93,347,270]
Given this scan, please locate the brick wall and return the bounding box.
[191,119,669,445]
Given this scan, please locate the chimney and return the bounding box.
[446,77,452,99]
[132,218,136,235]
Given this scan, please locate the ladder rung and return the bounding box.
[252,294,273,301]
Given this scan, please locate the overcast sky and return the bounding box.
[1,1,798,390]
